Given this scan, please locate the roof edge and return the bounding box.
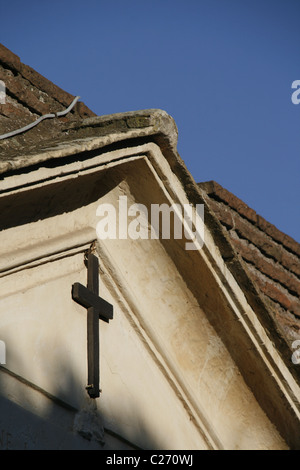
[0,43,95,118]
[198,180,300,257]
[0,108,179,174]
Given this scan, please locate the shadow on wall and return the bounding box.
[0,347,158,450]
[0,165,165,450]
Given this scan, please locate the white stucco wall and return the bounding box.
[0,142,294,450]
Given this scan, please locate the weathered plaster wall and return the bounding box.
[0,251,209,449]
[0,144,293,449]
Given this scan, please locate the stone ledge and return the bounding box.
[0,108,179,175]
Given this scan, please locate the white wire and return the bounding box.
[0,96,80,141]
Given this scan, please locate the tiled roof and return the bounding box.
[198,181,300,348]
[0,43,95,156]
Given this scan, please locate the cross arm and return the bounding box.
[72,282,113,322]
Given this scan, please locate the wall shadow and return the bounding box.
[0,349,159,450]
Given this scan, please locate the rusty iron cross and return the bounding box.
[72,253,113,398]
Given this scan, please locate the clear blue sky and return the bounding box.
[2,0,300,241]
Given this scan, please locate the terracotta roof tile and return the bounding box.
[198,180,300,346]
[0,43,94,114]
[200,180,300,257]
[0,43,96,156]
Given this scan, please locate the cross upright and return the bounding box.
[72,252,113,398]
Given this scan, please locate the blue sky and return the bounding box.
[2,0,300,241]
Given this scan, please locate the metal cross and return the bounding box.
[72,252,113,398]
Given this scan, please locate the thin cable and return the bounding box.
[0,96,80,141]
